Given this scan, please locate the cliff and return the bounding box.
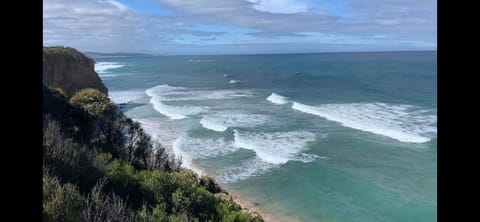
[43,46,108,97]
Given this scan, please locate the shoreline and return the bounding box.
[189,160,284,222]
[126,110,285,222]
[227,189,288,222]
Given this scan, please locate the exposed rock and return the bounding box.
[199,175,224,194]
[43,46,108,98]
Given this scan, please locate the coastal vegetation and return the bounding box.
[43,47,263,221]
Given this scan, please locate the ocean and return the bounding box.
[94,51,437,222]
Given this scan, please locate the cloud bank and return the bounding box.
[43,0,437,54]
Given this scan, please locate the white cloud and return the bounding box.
[245,0,310,14]
[43,0,149,51]
[43,0,437,53]
[43,0,225,52]
[156,0,336,32]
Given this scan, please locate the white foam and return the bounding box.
[132,118,197,172]
[267,93,289,105]
[162,90,252,101]
[233,130,319,164]
[98,74,118,78]
[109,90,145,104]
[149,97,206,120]
[145,84,186,97]
[146,84,252,102]
[94,62,125,74]
[229,79,246,84]
[199,118,228,132]
[150,99,186,119]
[199,113,269,132]
[188,59,215,62]
[173,135,239,160]
[215,157,277,184]
[291,102,436,143]
[145,85,209,120]
[172,137,192,168]
[134,118,181,152]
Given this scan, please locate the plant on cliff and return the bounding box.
[70,88,116,118]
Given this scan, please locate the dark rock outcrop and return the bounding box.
[43,46,108,98]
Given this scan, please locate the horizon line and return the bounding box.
[82,49,437,57]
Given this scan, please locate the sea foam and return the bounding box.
[233,130,319,164]
[109,90,145,104]
[199,113,269,132]
[146,84,216,119]
[173,135,239,160]
[199,118,228,132]
[134,118,181,151]
[146,84,252,102]
[149,97,206,120]
[188,59,215,62]
[229,79,247,84]
[216,157,277,184]
[267,93,289,105]
[291,102,436,143]
[94,62,125,74]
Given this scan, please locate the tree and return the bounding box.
[69,88,115,118]
[70,88,124,157]
[122,118,153,170]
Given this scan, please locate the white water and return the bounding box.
[199,113,269,132]
[267,93,289,105]
[109,90,145,104]
[94,62,125,74]
[233,130,319,164]
[291,102,436,143]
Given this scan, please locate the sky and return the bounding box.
[43,0,437,55]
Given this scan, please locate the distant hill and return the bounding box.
[83,52,153,58]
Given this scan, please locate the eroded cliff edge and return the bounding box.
[43,46,108,97]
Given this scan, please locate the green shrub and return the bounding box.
[43,172,86,222]
[81,180,132,222]
[105,161,143,208]
[70,88,115,118]
[43,115,105,193]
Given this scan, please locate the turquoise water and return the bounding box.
[95,52,437,222]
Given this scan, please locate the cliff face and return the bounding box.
[43,46,108,98]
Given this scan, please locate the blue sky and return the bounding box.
[43,0,436,55]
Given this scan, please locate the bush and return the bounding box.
[43,115,106,193]
[70,88,115,118]
[43,171,86,222]
[81,179,132,222]
[105,161,143,208]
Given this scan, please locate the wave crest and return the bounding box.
[233,130,319,164]
[291,102,436,143]
[267,93,289,105]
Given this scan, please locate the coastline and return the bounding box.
[121,105,290,222]
[227,190,290,222]
[131,113,283,222]
[189,160,284,222]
